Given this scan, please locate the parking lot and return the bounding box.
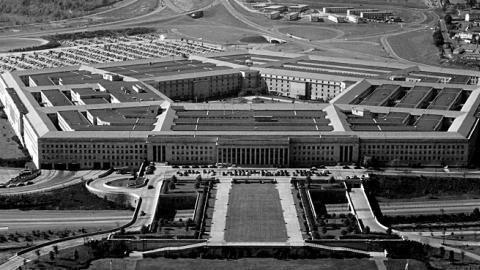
[0,34,223,73]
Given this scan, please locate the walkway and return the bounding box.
[276,182,304,245]
[208,180,231,244]
[348,188,386,233]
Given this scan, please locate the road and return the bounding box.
[0,0,218,40]
[380,199,480,216]
[0,170,104,195]
[0,210,132,231]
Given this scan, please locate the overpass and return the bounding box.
[262,35,286,44]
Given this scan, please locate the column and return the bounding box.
[153,146,157,162]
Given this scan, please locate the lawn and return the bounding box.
[0,182,133,210]
[225,184,287,242]
[0,116,29,160]
[270,0,426,8]
[95,0,159,20]
[89,258,379,270]
[387,29,441,66]
[0,38,47,52]
[277,26,340,40]
[384,259,428,270]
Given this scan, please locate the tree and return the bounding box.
[328,176,335,184]
[439,246,445,258]
[444,14,453,24]
[168,181,176,190]
[364,226,371,234]
[449,250,454,263]
[73,249,79,261]
[386,227,392,235]
[433,30,444,47]
[53,245,59,255]
[140,224,149,234]
[49,251,55,261]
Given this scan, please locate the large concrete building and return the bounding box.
[1,50,480,169]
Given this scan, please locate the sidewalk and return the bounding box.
[276,182,304,245]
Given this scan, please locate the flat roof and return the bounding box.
[396,86,433,108]
[28,70,104,86]
[103,59,232,79]
[428,88,462,110]
[359,84,401,106]
[172,109,333,132]
[6,88,28,114]
[41,89,72,107]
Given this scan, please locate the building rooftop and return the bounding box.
[41,89,72,107]
[171,108,333,132]
[102,59,232,79]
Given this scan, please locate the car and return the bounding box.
[0,184,6,188]
[172,165,179,168]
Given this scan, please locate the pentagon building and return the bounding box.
[1,50,480,170]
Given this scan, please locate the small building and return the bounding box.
[252,3,268,9]
[347,8,379,16]
[466,12,480,22]
[309,14,325,22]
[267,11,281,20]
[264,5,287,13]
[285,12,299,21]
[174,209,195,222]
[288,4,309,12]
[346,14,362,23]
[360,11,393,21]
[323,7,354,14]
[328,14,346,23]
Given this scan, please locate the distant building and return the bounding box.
[328,14,346,23]
[346,15,362,23]
[360,11,393,21]
[285,12,299,21]
[465,12,480,21]
[347,8,379,16]
[264,5,287,13]
[267,11,281,20]
[288,4,309,12]
[252,3,268,9]
[308,14,325,22]
[323,7,354,14]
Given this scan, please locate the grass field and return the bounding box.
[0,38,47,52]
[277,26,340,40]
[0,117,28,160]
[322,41,389,58]
[384,259,428,270]
[270,0,426,8]
[89,258,379,270]
[95,0,159,21]
[387,29,441,65]
[225,184,287,242]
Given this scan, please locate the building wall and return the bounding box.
[261,73,346,101]
[359,139,469,166]
[31,134,475,169]
[39,139,148,170]
[154,73,243,101]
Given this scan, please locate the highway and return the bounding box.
[0,169,104,196]
[380,199,480,216]
[0,210,132,231]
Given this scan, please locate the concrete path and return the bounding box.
[373,259,387,270]
[276,182,304,245]
[208,180,232,244]
[349,188,386,233]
